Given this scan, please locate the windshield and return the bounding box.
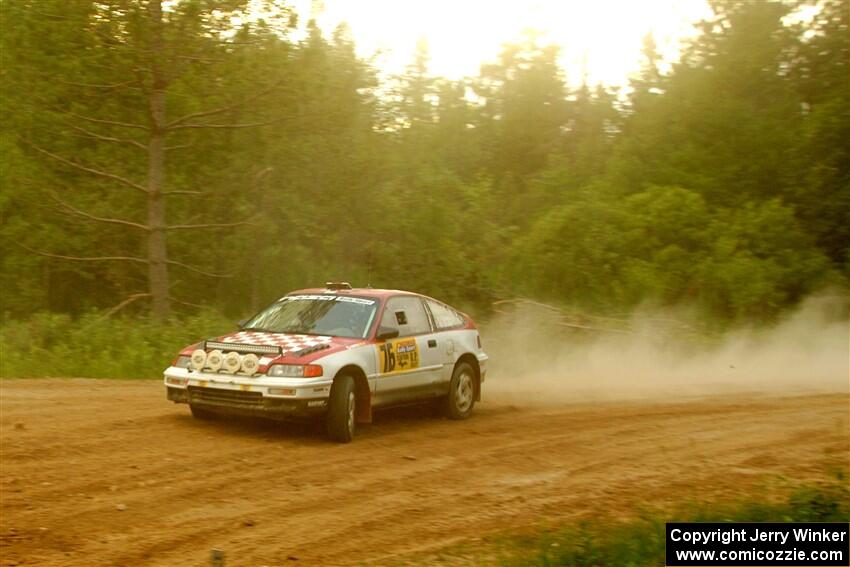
[243,294,378,339]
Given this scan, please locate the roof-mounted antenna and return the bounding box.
[366,246,373,288]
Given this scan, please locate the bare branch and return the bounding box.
[166,221,255,230]
[171,297,206,309]
[13,242,148,264]
[96,293,152,320]
[28,9,72,20]
[55,78,137,90]
[169,117,286,130]
[162,190,205,196]
[63,123,147,151]
[25,142,148,193]
[166,81,282,128]
[167,259,232,278]
[164,143,194,151]
[213,39,267,47]
[174,54,225,64]
[65,111,148,131]
[46,190,149,231]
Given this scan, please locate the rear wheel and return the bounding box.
[190,405,217,420]
[327,375,356,443]
[444,362,475,419]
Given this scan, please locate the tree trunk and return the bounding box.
[146,0,170,319]
[147,128,169,319]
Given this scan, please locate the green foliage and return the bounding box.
[510,186,831,321]
[0,0,847,330]
[502,476,850,566]
[699,200,831,321]
[0,311,232,379]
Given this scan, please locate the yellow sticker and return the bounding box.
[377,338,420,374]
[199,380,208,388]
[240,384,251,391]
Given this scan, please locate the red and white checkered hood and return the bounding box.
[199,330,361,368]
[218,331,334,355]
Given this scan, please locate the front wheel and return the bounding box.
[444,362,476,420]
[326,375,356,443]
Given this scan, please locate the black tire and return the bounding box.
[444,361,476,420]
[326,375,356,443]
[190,404,217,420]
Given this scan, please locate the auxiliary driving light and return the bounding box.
[267,387,296,396]
[223,351,242,374]
[241,353,260,376]
[206,349,223,372]
[190,349,207,371]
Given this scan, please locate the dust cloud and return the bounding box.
[481,293,849,404]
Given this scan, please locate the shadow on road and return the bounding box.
[161,399,485,442]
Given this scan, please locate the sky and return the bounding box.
[287,0,715,87]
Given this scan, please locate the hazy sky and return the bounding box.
[288,0,714,86]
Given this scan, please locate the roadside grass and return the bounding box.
[412,472,850,566]
[0,310,232,379]
[492,473,850,566]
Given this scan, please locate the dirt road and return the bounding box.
[1,380,847,566]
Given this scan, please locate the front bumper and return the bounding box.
[163,366,331,420]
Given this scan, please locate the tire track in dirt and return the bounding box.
[1,380,847,566]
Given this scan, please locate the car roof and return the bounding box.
[287,288,419,300]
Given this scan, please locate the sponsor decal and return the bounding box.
[281,294,375,305]
[377,338,420,374]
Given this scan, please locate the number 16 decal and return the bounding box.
[377,338,419,374]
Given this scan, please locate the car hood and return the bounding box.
[180,330,365,366]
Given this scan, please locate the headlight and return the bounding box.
[267,364,323,378]
[174,355,192,369]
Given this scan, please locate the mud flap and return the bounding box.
[355,377,372,424]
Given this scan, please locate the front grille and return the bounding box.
[188,386,263,409]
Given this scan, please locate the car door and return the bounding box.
[423,298,468,388]
[373,295,442,405]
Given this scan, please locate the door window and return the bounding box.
[425,299,465,330]
[380,296,431,336]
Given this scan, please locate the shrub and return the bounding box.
[0,309,232,379]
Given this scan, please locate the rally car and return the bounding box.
[163,283,488,442]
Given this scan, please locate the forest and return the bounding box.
[1,0,847,345]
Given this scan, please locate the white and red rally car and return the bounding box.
[164,283,488,442]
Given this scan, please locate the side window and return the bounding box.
[381,296,431,336]
[426,299,465,330]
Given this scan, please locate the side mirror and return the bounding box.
[376,326,399,340]
[236,318,249,329]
